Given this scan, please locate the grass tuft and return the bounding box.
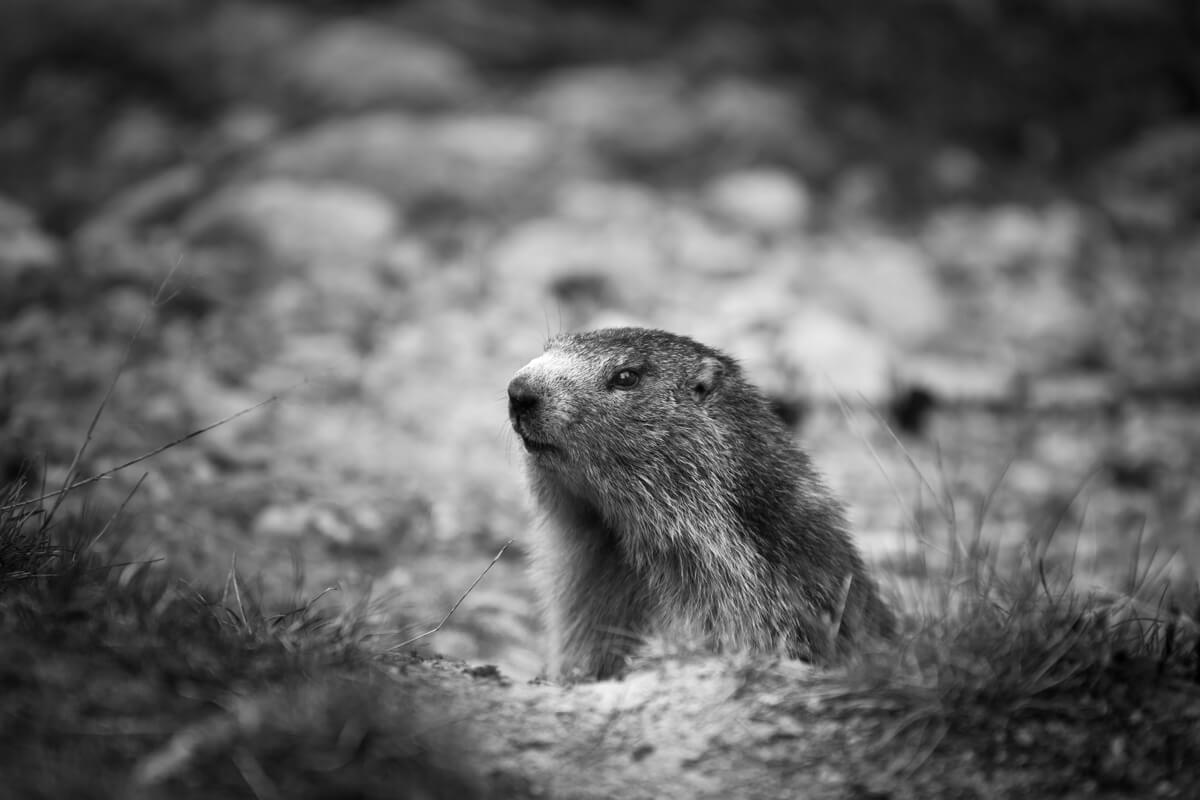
[0,476,60,587]
[0,477,483,799]
[832,441,1200,792]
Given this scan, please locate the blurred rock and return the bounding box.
[554,180,659,223]
[183,178,396,279]
[923,203,1085,277]
[202,0,306,89]
[252,503,348,542]
[72,166,207,287]
[251,333,365,402]
[4,306,58,349]
[709,271,805,335]
[215,105,281,150]
[707,320,791,399]
[682,22,765,73]
[262,112,564,213]
[1027,372,1119,411]
[285,22,477,111]
[994,272,1097,369]
[829,165,890,221]
[0,195,60,292]
[532,68,820,174]
[695,79,823,168]
[379,237,438,286]
[558,180,761,278]
[99,286,155,338]
[78,167,206,240]
[775,307,895,403]
[494,179,766,301]
[921,203,1097,368]
[665,208,759,276]
[898,354,1019,405]
[531,66,696,163]
[929,146,983,193]
[488,216,660,309]
[97,105,179,172]
[1099,121,1200,232]
[704,168,811,235]
[809,231,948,346]
[434,114,558,189]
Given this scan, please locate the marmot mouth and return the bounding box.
[512,417,560,454]
[519,434,558,454]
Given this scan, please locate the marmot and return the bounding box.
[508,327,894,680]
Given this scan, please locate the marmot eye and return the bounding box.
[609,369,641,390]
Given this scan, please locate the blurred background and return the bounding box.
[1,0,1197,678]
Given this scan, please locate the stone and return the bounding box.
[286,22,477,111]
[698,78,831,172]
[809,231,949,347]
[183,178,397,274]
[72,167,207,287]
[775,306,895,403]
[532,66,696,161]
[0,195,60,279]
[922,203,1085,277]
[97,106,178,171]
[898,354,1019,405]
[0,195,62,315]
[705,168,811,235]
[488,216,659,305]
[262,112,563,212]
[666,208,760,276]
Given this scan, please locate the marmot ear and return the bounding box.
[690,357,725,403]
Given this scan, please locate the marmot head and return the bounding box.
[507,328,747,493]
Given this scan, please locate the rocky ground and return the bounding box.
[1,4,1199,794]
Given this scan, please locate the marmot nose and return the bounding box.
[507,375,540,420]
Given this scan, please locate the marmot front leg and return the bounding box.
[538,521,650,680]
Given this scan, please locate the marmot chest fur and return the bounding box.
[508,327,893,680]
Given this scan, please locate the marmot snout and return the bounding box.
[510,327,894,680]
[507,375,555,453]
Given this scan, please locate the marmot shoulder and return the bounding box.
[508,327,893,680]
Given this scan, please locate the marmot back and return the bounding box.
[508,327,893,680]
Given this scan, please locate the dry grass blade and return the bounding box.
[87,471,147,552]
[2,259,294,516]
[38,259,183,528]
[0,394,284,513]
[41,309,150,531]
[227,555,250,631]
[830,389,927,542]
[393,539,513,650]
